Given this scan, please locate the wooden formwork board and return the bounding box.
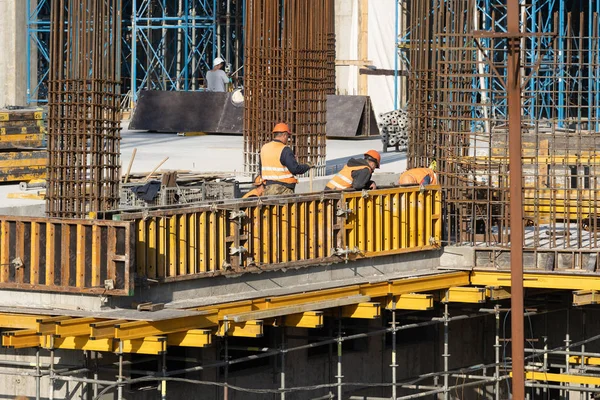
[0,217,134,295]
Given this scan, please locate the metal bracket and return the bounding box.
[11,257,23,270]
[104,279,114,291]
[331,246,361,263]
[229,210,246,220]
[336,205,353,217]
[361,189,370,198]
[230,246,247,256]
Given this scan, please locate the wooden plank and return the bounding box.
[30,222,40,285]
[45,223,55,285]
[15,221,25,284]
[0,221,9,282]
[91,225,101,288]
[76,225,85,287]
[107,226,117,284]
[61,223,70,287]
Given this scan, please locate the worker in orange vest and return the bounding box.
[242,176,266,198]
[259,122,312,196]
[398,161,438,192]
[325,150,380,191]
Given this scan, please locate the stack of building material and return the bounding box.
[0,108,47,182]
[379,109,409,152]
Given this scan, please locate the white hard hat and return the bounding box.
[213,57,225,67]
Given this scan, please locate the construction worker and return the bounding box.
[260,122,312,196]
[242,176,266,198]
[398,161,438,192]
[206,57,230,92]
[325,150,381,191]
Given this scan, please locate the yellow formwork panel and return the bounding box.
[217,320,263,337]
[569,356,600,366]
[168,329,212,347]
[341,302,381,319]
[119,337,167,354]
[442,287,487,303]
[283,312,324,328]
[130,187,441,281]
[390,294,434,310]
[2,329,42,348]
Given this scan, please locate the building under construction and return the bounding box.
[1,0,600,399]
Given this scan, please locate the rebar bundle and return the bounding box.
[407,0,600,254]
[47,0,122,218]
[243,0,332,176]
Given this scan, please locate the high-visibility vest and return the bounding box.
[260,141,298,184]
[398,168,437,185]
[242,188,262,198]
[326,164,371,190]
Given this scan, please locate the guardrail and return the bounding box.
[0,217,133,295]
[126,186,442,282]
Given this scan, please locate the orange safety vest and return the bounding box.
[398,168,438,185]
[260,141,298,184]
[326,165,371,190]
[242,188,262,198]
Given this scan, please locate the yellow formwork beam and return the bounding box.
[168,330,213,348]
[569,356,600,366]
[0,313,45,329]
[487,287,511,301]
[115,314,216,341]
[283,312,324,328]
[119,337,167,355]
[389,294,434,310]
[90,319,128,340]
[341,302,381,319]
[572,290,600,306]
[55,318,104,338]
[471,270,600,291]
[217,320,263,338]
[41,336,114,352]
[522,371,600,386]
[37,316,71,335]
[442,287,486,303]
[2,329,41,348]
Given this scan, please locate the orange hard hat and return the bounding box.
[273,122,291,134]
[364,150,381,168]
[253,175,264,186]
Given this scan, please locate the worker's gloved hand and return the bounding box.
[419,183,426,193]
[306,162,316,169]
[225,63,232,74]
[369,182,377,190]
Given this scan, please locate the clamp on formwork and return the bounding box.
[331,247,361,263]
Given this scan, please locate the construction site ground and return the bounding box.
[0,122,406,210]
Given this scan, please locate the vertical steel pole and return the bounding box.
[224,333,229,400]
[391,297,397,399]
[281,326,286,400]
[49,337,54,400]
[337,315,343,400]
[161,350,167,400]
[495,306,500,400]
[35,346,40,400]
[507,0,525,397]
[93,350,99,398]
[443,302,449,400]
[118,341,124,400]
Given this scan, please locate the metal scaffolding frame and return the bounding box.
[25,0,244,104]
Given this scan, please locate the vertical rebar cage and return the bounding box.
[408,0,600,255]
[243,0,332,176]
[47,0,123,218]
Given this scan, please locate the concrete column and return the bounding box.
[0,0,28,107]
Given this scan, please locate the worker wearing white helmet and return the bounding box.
[206,56,230,92]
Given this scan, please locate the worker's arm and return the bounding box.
[220,70,230,85]
[351,168,375,190]
[280,147,310,175]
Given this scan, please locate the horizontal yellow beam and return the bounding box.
[471,271,600,292]
[572,290,600,306]
[442,287,486,303]
[569,356,600,366]
[119,337,167,355]
[524,371,600,386]
[283,312,324,328]
[2,329,41,348]
[390,294,434,310]
[43,336,113,352]
[487,286,511,301]
[90,319,127,340]
[56,318,104,338]
[341,302,381,319]
[0,313,45,330]
[115,314,215,341]
[37,316,71,335]
[167,330,212,348]
[218,320,263,338]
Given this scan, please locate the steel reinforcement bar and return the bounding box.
[125,186,442,282]
[47,0,122,218]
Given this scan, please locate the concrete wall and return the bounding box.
[0,0,27,107]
